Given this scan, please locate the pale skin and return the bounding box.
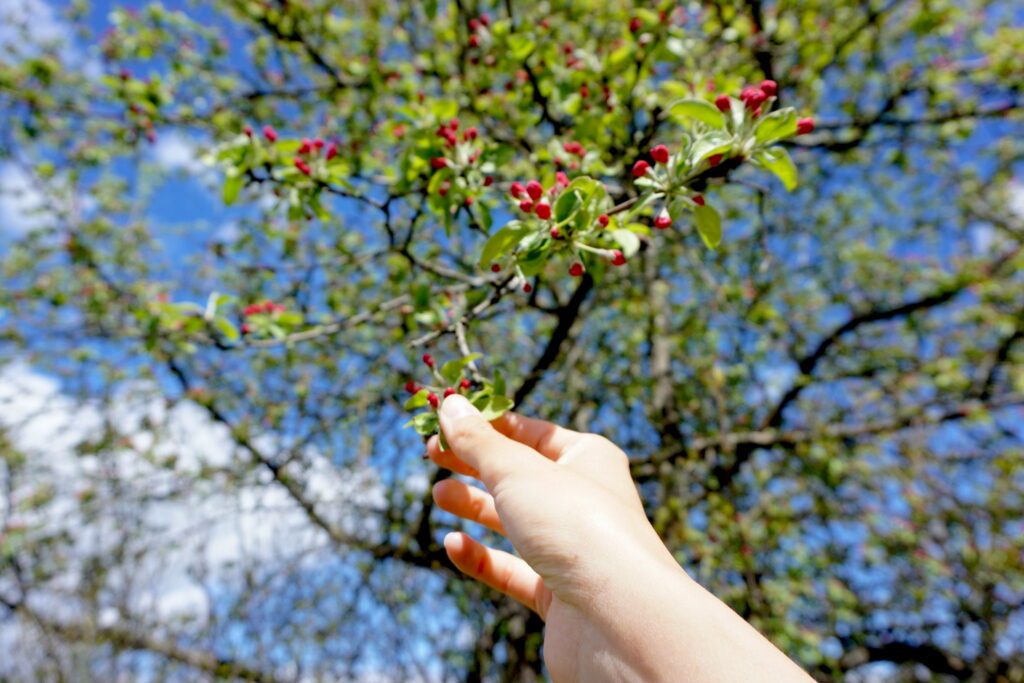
[428,394,814,682]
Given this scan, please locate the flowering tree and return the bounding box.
[1,0,1023,680]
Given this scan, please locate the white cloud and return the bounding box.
[0,0,69,49]
[0,362,385,632]
[151,131,207,176]
[0,164,49,235]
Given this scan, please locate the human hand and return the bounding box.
[428,395,812,682]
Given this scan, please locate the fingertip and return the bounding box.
[444,531,466,555]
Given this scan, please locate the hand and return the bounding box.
[428,395,812,682]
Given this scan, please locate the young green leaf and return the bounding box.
[754,109,797,145]
[668,99,726,129]
[440,354,482,384]
[610,229,641,258]
[478,222,532,268]
[694,204,722,249]
[404,389,431,410]
[755,146,798,191]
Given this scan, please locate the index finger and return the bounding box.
[491,411,581,461]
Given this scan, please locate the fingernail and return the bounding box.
[440,394,479,421]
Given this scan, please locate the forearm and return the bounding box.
[581,558,813,683]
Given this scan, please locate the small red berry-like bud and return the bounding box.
[479,13,491,26]
[796,117,815,135]
[707,154,723,167]
[535,201,552,219]
[490,262,501,272]
[438,182,449,197]
[629,16,642,33]
[740,86,767,110]
[464,126,478,141]
[460,378,472,389]
[519,199,534,213]
[443,387,457,398]
[294,158,312,175]
[526,180,543,201]
[550,227,560,238]
[611,250,627,266]
[243,303,262,316]
[243,124,254,137]
[430,157,448,170]
[467,153,478,164]
[759,79,777,97]
[556,171,570,187]
[510,181,525,198]
[422,353,435,367]
[569,262,584,277]
[597,214,609,227]
[119,68,131,80]
[313,137,325,150]
[241,323,252,334]
[464,196,475,206]
[325,142,338,161]
[693,195,705,206]
[468,34,480,48]
[715,94,731,112]
[654,210,672,229]
[262,126,277,142]
[263,300,276,313]
[448,118,459,131]
[468,18,480,32]
[405,381,418,394]
[580,85,589,98]
[632,160,650,177]
[427,393,440,408]
[483,176,494,186]
[650,145,670,164]
[523,283,533,293]
[298,138,312,155]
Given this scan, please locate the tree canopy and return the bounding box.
[1,0,1023,680]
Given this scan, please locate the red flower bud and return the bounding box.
[468,34,480,48]
[490,263,501,272]
[438,183,449,197]
[405,381,418,394]
[740,86,767,110]
[650,145,669,164]
[298,138,312,155]
[460,378,472,389]
[510,181,525,198]
[797,117,815,135]
[550,227,560,238]
[654,209,672,229]
[479,13,490,26]
[611,250,626,266]
[465,196,475,206]
[468,18,480,32]
[422,353,434,367]
[693,195,705,206]
[519,199,534,213]
[707,154,723,167]
[714,94,731,112]
[523,283,533,293]
[313,137,325,150]
[483,175,494,186]
[243,124,254,137]
[448,118,459,131]
[443,387,457,398]
[325,143,338,161]
[263,125,278,142]
[243,304,262,316]
[632,160,650,177]
[464,126,478,141]
[430,157,448,170]
[629,17,642,33]
[580,85,589,98]
[556,171,570,187]
[760,79,777,97]
[597,214,609,227]
[427,393,439,408]
[535,202,552,219]
[241,323,252,334]
[294,158,312,175]
[569,262,584,277]
[525,180,543,201]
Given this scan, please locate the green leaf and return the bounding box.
[668,99,726,129]
[212,317,240,342]
[405,411,438,436]
[694,204,722,249]
[610,229,640,258]
[554,190,581,223]
[404,389,430,409]
[440,354,482,384]
[754,109,797,145]
[492,370,506,398]
[755,146,798,191]
[507,35,535,60]
[689,132,732,166]
[479,394,514,421]
[478,222,532,268]
[222,173,243,205]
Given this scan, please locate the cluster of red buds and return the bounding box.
[405,354,475,409]
[509,178,563,219]
[240,300,286,335]
[467,13,491,48]
[435,118,474,148]
[713,80,815,133]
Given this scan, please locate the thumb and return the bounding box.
[439,395,543,486]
